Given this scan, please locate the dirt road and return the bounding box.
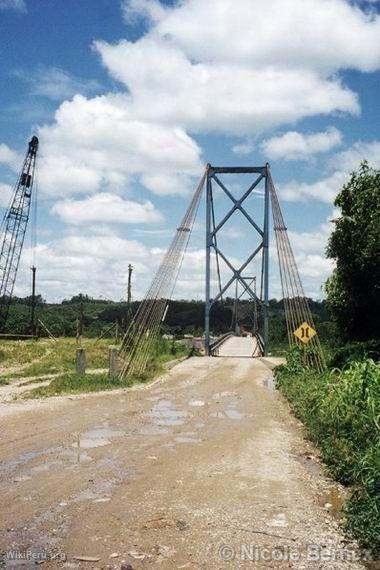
[0,356,365,569]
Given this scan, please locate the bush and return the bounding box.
[329,340,380,368]
[275,356,380,554]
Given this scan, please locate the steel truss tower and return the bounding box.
[205,164,270,356]
[0,136,39,332]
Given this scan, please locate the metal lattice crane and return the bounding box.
[0,135,39,333]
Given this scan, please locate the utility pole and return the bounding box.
[124,264,133,331]
[30,266,37,336]
[127,264,133,306]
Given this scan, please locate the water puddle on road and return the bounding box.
[71,424,125,450]
[263,376,276,391]
[210,402,246,420]
[318,486,346,521]
[139,425,169,436]
[212,391,235,400]
[175,436,201,444]
[189,400,205,407]
[146,399,190,427]
[297,455,324,478]
[225,408,245,420]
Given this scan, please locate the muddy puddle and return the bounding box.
[263,375,276,391]
[211,400,246,420]
[71,424,125,450]
[146,399,191,427]
[189,400,205,407]
[175,436,201,444]
[212,391,235,400]
[297,454,324,478]
[318,486,346,521]
[297,455,346,521]
[0,425,125,485]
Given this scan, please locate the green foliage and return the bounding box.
[326,162,380,342]
[22,337,187,398]
[0,339,49,368]
[0,338,111,380]
[3,295,335,350]
[275,357,380,553]
[329,339,380,368]
[24,373,132,398]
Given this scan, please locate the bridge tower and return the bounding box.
[118,163,325,379]
[204,164,270,356]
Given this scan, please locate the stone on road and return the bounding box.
[0,356,364,569]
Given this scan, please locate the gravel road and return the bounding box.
[0,356,366,569]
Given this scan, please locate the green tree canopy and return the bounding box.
[326,162,380,341]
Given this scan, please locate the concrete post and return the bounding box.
[76,348,86,375]
[109,346,119,377]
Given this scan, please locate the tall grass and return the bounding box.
[275,349,380,554]
[22,337,190,398]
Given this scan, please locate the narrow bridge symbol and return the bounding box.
[294,322,317,344]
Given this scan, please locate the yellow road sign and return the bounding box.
[294,321,317,344]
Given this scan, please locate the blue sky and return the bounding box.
[0,0,379,302]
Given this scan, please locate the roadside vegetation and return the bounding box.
[0,336,190,399]
[276,163,380,555]
[0,338,111,380]
[275,349,380,553]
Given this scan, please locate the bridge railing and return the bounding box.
[209,331,235,356]
[256,333,265,356]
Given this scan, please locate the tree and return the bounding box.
[325,162,380,341]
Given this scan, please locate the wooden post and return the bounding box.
[109,346,119,377]
[76,348,86,375]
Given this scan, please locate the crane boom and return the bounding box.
[0,135,39,332]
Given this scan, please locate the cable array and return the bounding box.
[268,172,325,371]
[118,172,206,379]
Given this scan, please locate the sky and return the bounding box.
[0,0,379,303]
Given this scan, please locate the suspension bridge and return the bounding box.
[119,162,325,378]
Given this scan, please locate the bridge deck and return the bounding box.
[217,335,259,357]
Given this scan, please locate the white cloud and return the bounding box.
[297,254,334,280]
[279,171,348,203]
[0,183,13,207]
[262,127,342,161]
[34,1,380,204]
[332,139,380,171]
[232,141,255,155]
[144,0,380,73]
[0,143,21,171]
[91,0,380,139]
[51,193,163,225]
[12,66,102,102]
[16,230,158,300]
[140,172,197,196]
[122,0,166,23]
[95,37,359,136]
[271,212,336,297]
[279,139,380,203]
[37,93,202,197]
[0,0,26,12]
